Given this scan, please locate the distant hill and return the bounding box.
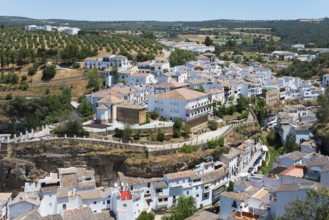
[1,16,329,47]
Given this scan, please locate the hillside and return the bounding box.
[1,16,329,47]
[0,27,165,60]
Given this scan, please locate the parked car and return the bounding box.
[248,167,254,173]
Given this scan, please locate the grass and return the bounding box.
[258,146,284,174]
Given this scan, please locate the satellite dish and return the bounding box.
[114,182,119,188]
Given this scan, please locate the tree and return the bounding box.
[162,196,197,220]
[137,211,155,220]
[285,134,299,153]
[317,88,329,123]
[169,49,196,67]
[111,65,119,85]
[227,181,234,191]
[77,100,94,118]
[122,124,133,143]
[54,112,88,136]
[87,69,100,91]
[173,118,183,138]
[182,124,191,137]
[204,36,213,46]
[42,65,56,80]
[61,44,80,64]
[236,95,250,113]
[277,189,329,220]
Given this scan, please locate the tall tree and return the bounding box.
[162,196,197,220]
[204,36,213,46]
[87,69,100,91]
[137,211,155,220]
[277,188,329,220]
[317,87,329,124]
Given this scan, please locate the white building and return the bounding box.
[84,55,131,70]
[148,88,211,122]
[62,27,80,35]
[219,192,249,220]
[270,182,323,218]
[127,72,157,86]
[111,188,144,220]
[220,148,241,177]
[0,193,12,220]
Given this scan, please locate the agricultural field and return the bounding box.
[177,31,280,45]
[0,28,166,67]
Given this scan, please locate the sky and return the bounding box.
[0,0,328,21]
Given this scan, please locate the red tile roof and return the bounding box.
[120,191,132,201]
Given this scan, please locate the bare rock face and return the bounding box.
[0,158,47,190]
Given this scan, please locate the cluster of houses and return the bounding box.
[275,104,318,145]
[24,25,80,35]
[220,140,329,220]
[2,138,328,219]
[160,40,216,53]
[0,138,267,220]
[83,52,325,131]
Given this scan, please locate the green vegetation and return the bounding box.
[208,121,218,131]
[77,98,94,119]
[157,132,165,142]
[42,64,56,80]
[54,112,88,137]
[87,69,100,92]
[173,118,183,138]
[204,36,213,46]
[169,49,196,67]
[0,27,164,69]
[227,181,234,192]
[162,196,197,220]
[149,111,160,120]
[277,188,329,220]
[179,144,197,154]
[317,88,329,124]
[137,211,155,220]
[4,87,72,130]
[277,54,329,79]
[207,137,225,148]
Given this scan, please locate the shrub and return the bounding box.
[42,65,56,80]
[114,128,123,138]
[133,131,141,140]
[21,75,27,81]
[72,62,80,69]
[208,121,218,131]
[5,93,12,100]
[173,129,181,138]
[28,66,37,76]
[179,144,197,153]
[149,111,159,120]
[18,82,29,91]
[157,132,165,142]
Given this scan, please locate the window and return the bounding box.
[103,201,105,205]
[107,200,111,204]
[232,200,237,208]
[164,198,168,202]
[186,191,189,195]
[123,204,127,208]
[62,204,66,211]
[196,194,199,197]
[94,201,97,205]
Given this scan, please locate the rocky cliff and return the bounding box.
[0,139,207,191]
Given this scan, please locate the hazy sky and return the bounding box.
[1,0,328,21]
